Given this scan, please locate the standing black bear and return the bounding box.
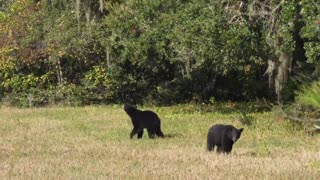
[124,104,164,139]
[207,124,243,154]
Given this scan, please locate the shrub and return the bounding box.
[296,81,320,109]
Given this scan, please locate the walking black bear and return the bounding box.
[124,104,164,139]
[207,124,243,154]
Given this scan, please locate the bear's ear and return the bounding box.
[239,128,244,133]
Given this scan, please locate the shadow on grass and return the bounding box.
[163,133,183,139]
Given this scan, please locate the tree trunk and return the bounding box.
[56,59,64,84]
[275,51,292,104]
[106,49,110,67]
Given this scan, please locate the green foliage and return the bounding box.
[300,0,320,64]
[101,0,268,103]
[277,0,297,53]
[279,80,320,133]
[239,112,256,127]
[0,0,319,106]
[1,83,84,107]
[80,65,112,104]
[296,81,320,109]
[101,0,181,103]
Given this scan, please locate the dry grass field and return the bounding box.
[0,105,319,179]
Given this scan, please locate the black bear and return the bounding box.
[207,124,243,154]
[124,104,164,139]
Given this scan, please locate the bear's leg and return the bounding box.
[137,129,144,139]
[130,128,138,139]
[225,146,233,154]
[147,128,156,139]
[207,134,215,151]
[156,126,164,138]
[221,144,233,154]
[216,146,222,153]
[207,143,215,151]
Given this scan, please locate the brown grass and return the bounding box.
[0,106,319,179]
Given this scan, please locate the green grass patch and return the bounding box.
[0,105,319,179]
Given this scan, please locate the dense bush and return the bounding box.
[0,0,319,106]
[296,81,320,109]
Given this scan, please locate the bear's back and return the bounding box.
[136,110,160,126]
[207,124,236,142]
[209,124,234,133]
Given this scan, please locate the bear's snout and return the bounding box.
[232,137,238,142]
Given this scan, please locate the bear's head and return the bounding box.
[124,104,137,114]
[231,128,243,143]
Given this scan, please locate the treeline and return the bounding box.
[0,0,319,107]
